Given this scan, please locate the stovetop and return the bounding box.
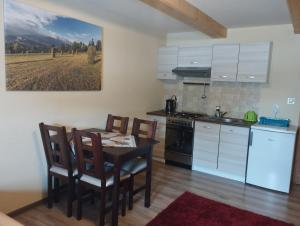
[167,112,208,120]
[166,112,208,127]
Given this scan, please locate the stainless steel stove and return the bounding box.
[165,112,207,169]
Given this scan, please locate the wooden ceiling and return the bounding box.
[141,0,300,36]
[140,0,227,38]
[287,0,300,34]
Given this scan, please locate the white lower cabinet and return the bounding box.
[192,122,220,171]
[218,125,249,182]
[192,122,250,182]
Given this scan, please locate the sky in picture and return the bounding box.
[4,0,102,45]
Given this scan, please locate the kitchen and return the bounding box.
[147,38,299,193]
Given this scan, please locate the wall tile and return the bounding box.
[164,81,261,118]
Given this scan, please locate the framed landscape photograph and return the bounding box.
[4,0,103,91]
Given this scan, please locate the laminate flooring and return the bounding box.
[14,161,300,226]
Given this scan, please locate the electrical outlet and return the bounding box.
[287,97,296,105]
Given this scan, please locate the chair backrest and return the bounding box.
[131,118,157,139]
[39,123,72,173]
[72,129,106,185]
[105,114,129,134]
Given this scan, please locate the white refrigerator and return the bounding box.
[246,124,297,193]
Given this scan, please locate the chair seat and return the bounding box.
[121,158,147,175]
[50,166,78,177]
[80,170,130,188]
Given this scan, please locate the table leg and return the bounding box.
[145,145,152,208]
[111,158,120,226]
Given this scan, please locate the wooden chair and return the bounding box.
[39,123,77,217]
[121,118,157,210]
[105,114,129,134]
[72,129,130,226]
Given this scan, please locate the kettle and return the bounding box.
[165,95,177,114]
[244,111,258,122]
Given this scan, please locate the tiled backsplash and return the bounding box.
[163,80,261,119]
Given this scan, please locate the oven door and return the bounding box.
[165,123,194,155]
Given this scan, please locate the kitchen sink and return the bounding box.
[209,116,245,124]
[220,118,233,122]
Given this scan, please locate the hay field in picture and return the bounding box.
[5,0,103,91]
[6,52,102,91]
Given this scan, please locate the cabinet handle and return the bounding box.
[248,75,255,79]
[190,61,198,64]
[220,75,228,78]
[229,129,234,132]
[203,126,211,129]
[249,131,253,146]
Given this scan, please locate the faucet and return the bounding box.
[215,106,227,118]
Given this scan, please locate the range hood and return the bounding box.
[172,67,211,78]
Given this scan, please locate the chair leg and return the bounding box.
[121,188,127,216]
[47,174,53,208]
[77,182,82,220]
[90,191,95,205]
[99,190,106,226]
[128,176,134,210]
[54,177,60,203]
[67,178,74,217]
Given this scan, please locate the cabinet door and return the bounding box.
[178,46,212,67]
[237,42,271,83]
[157,47,178,80]
[193,122,220,171]
[218,125,249,182]
[147,116,166,160]
[237,62,269,83]
[157,64,177,80]
[211,44,239,82]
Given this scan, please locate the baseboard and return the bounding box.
[153,157,165,164]
[8,198,46,217]
[192,166,245,183]
[7,183,72,217]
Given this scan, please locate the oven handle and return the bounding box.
[166,124,194,131]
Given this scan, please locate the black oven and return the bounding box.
[165,117,194,169]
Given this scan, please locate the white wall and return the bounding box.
[167,25,300,125]
[0,0,164,213]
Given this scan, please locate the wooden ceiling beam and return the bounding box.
[287,0,300,34]
[140,0,227,38]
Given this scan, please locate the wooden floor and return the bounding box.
[14,161,300,226]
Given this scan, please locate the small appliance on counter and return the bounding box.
[244,111,258,123]
[259,116,290,127]
[165,95,177,114]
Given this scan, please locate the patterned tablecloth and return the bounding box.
[99,132,136,148]
[75,132,136,148]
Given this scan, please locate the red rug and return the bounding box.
[146,192,294,226]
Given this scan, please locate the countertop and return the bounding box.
[147,110,255,128]
[251,123,298,134]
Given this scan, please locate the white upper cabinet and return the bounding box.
[237,42,272,83]
[157,42,272,83]
[157,46,178,80]
[211,44,240,82]
[178,46,212,67]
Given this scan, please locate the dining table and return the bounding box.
[67,128,159,226]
